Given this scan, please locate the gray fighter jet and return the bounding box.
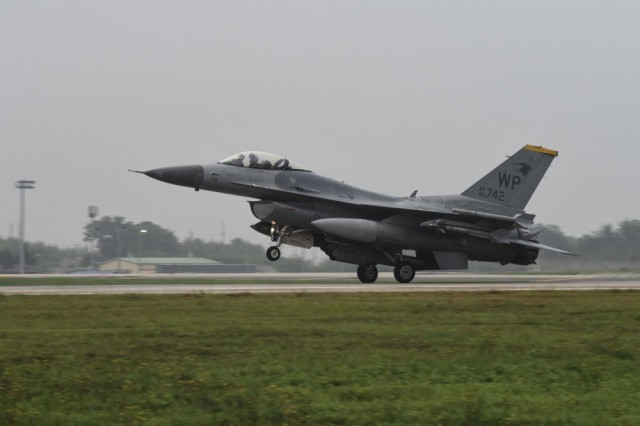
[135,145,575,283]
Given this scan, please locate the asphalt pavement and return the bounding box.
[1,273,639,295]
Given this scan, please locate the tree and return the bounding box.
[0,237,86,273]
[135,221,181,257]
[84,216,181,260]
[618,220,640,261]
[0,238,19,269]
[182,237,266,264]
[578,224,622,261]
[536,224,578,261]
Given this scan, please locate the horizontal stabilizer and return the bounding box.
[510,239,578,256]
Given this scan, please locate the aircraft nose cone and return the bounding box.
[144,165,204,189]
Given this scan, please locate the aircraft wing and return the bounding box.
[326,199,577,256]
[228,179,576,256]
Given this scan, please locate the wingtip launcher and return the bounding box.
[524,145,558,157]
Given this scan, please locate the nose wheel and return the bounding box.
[266,246,281,261]
[394,262,416,283]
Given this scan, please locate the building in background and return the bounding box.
[99,257,257,274]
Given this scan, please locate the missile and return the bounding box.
[421,219,516,242]
[451,208,518,223]
[451,208,536,228]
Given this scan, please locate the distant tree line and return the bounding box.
[474,220,640,272]
[1,216,639,273]
[539,221,640,262]
[0,238,86,273]
[81,216,349,273]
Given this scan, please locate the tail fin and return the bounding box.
[461,145,557,210]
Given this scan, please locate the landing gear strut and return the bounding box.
[357,264,378,284]
[266,223,288,261]
[394,262,416,283]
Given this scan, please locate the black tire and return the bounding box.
[266,246,281,261]
[357,264,378,284]
[394,262,415,283]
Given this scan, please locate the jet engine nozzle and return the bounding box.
[144,165,205,190]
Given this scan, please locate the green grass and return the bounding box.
[1,292,640,425]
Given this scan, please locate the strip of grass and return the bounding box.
[1,291,639,425]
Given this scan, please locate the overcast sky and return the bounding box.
[2,1,639,249]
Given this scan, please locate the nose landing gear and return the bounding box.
[266,223,291,262]
[266,246,281,261]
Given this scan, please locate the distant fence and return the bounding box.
[471,259,640,273]
[155,264,258,273]
[0,266,38,274]
[535,259,640,273]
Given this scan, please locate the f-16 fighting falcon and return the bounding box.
[134,145,575,283]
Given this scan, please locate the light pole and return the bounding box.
[88,206,98,271]
[15,180,36,274]
[104,226,123,273]
[116,224,122,273]
[138,229,147,273]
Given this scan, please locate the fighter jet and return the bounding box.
[135,145,575,283]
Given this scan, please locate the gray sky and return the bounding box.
[2,1,639,249]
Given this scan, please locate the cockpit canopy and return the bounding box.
[219,151,310,172]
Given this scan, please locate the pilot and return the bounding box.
[229,154,245,166]
[248,153,260,168]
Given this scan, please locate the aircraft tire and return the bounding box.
[266,246,281,261]
[357,264,378,284]
[394,262,415,283]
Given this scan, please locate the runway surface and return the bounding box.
[1,273,640,295]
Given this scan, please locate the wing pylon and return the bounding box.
[421,209,577,256]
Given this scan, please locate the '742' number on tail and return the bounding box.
[478,187,505,202]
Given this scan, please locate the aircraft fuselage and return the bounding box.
[139,147,574,283]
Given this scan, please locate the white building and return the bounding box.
[99,257,256,274]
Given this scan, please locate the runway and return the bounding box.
[1,273,640,295]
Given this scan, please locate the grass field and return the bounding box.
[1,291,639,425]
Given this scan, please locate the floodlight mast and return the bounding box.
[15,180,35,274]
[88,206,99,271]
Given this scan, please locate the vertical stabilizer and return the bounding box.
[461,145,557,210]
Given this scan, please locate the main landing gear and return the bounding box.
[357,264,378,284]
[356,262,416,284]
[393,262,416,283]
